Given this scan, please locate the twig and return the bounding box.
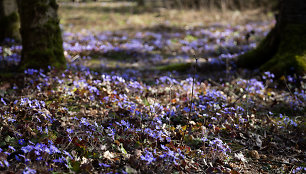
[188,56,198,119]
[254,158,295,166]
[283,76,297,116]
[169,74,173,133]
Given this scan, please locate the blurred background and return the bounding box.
[57,0,278,32]
[1,0,279,79]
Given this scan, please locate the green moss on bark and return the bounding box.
[260,24,306,75]
[18,0,66,71]
[20,19,66,70]
[237,24,306,76]
[237,27,279,69]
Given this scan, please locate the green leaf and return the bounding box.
[5,135,15,143]
[125,165,138,174]
[70,160,81,172]
[120,143,127,155]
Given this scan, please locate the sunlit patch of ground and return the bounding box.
[58,1,274,32]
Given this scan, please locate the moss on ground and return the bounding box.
[156,62,192,72]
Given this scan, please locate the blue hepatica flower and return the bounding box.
[49,145,61,154]
[80,117,91,126]
[21,145,34,153]
[159,145,184,165]
[15,155,21,161]
[52,156,66,163]
[99,163,111,168]
[23,167,37,174]
[8,146,16,151]
[1,98,7,105]
[140,150,156,164]
[1,160,9,167]
[63,150,73,159]
[66,128,74,134]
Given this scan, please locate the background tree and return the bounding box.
[0,0,20,43]
[137,0,145,6]
[237,0,306,75]
[17,0,66,70]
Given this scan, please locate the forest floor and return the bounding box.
[0,1,305,174]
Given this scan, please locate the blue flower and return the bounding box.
[161,145,169,151]
[34,150,40,156]
[21,145,34,153]
[140,150,156,164]
[23,167,37,174]
[99,163,111,167]
[52,156,66,163]
[49,145,61,154]
[1,98,7,105]
[63,150,73,159]
[66,128,74,134]
[3,160,9,167]
[8,146,16,151]
[15,155,21,161]
[44,147,51,154]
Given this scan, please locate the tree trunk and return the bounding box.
[17,0,66,70]
[0,0,20,43]
[137,0,145,6]
[237,0,306,75]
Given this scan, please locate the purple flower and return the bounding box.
[140,150,156,164]
[49,145,61,154]
[21,145,34,153]
[15,155,21,161]
[23,167,37,174]
[52,156,66,163]
[66,128,74,134]
[63,150,73,159]
[1,98,7,105]
[8,146,16,151]
[3,160,9,167]
[99,163,111,168]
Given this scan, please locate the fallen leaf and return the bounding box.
[234,152,247,162]
[249,150,260,159]
[103,151,115,160]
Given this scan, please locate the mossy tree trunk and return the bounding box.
[17,0,66,70]
[0,0,20,43]
[237,0,306,75]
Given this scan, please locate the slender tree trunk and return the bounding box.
[17,0,66,70]
[238,0,306,75]
[0,0,20,43]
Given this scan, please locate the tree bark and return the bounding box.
[17,0,66,70]
[237,0,306,75]
[137,0,145,6]
[0,0,20,43]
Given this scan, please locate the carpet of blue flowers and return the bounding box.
[0,15,305,174]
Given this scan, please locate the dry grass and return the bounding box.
[58,1,274,32]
